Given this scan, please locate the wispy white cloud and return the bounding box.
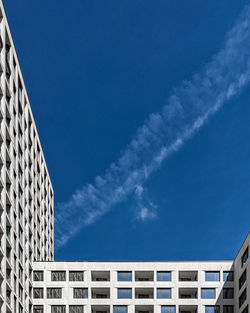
[55,5,250,249]
[134,184,157,221]
[137,207,157,221]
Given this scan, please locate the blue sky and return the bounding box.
[5,0,250,261]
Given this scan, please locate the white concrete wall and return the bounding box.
[33,261,234,313]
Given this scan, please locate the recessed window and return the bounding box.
[33,271,43,282]
[135,271,154,281]
[73,288,88,299]
[47,288,62,299]
[242,306,248,313]
[113,306,128,313]
[223,271,234,282]
[33,306,43,313]
[223,288,234,299]
[239,289,247,308]
[239,270,247,290]
[179,271,198,282]
[205,272,220,282]
[205,306,220,313]
[118,288,132,299]
[157,272,171,281]
[117,271,132,282]
[157,288,171,299]
[223,306,234,313]
[51,306,66,313]
[69,271,84,281]
[161,306,176,313]
[51,271,66,281]
[92,271,110,281]
[201,289,216,299]
[69,306,84,313]
[33,288,43,299]
[135,288,154,299]
[242,247,249,267]
[92,288,110,299]
[179,288,197,299]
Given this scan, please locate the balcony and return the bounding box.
[135,288,154,299]
[135,305,154,313]
[179,306,197,313]
[92,288,110,299]
[135,271,154,282]
[92,305,110,313]
[179,271,198,282]
[92,271,110,282]
[179,288,198,299]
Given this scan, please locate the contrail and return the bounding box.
[55,5,250,249]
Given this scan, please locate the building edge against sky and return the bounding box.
[0,1,249,313]
[0,0,54,313]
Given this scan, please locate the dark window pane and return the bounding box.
[242,247,249,267]
[239,270,247,290]
[223,288,234,299]
[223,272,234,282]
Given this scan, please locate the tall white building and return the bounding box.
[0,2,249,313]
[0,1,54,313]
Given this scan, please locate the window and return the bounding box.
[51,306,66,313]
[157,272,171,281]
[118,271,132,281]
[223,288,234,299]
[205,306,220,313]
[33,288,43,299]
[51,271,66,281]
[161,306,176,313]
[201,289,216,299]
[242,306,248,313]
[239,270,247,290]
[92,271,110,281]
[242,247,249,267]
[223,272,234,282]
[223,306,234,313]
[47,288,62,299]
[69,271,84,281]
[33,306,43,313]
[157,288,171,299]
[73,288,88,299]
[69,306,84,313]
[114,306,128,313]
[33,271,44,282]
[118,288,132,299]
[205,272,220,281]
[239,289,247,308]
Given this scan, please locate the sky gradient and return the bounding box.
[4,0,250,261]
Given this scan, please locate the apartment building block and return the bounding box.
[32,233,249,313]
[0,2,248,313]
[0,1,54,313]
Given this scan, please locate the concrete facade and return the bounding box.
[0,2,249,313]
[0,1,54,313]
[31,234,250,313]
